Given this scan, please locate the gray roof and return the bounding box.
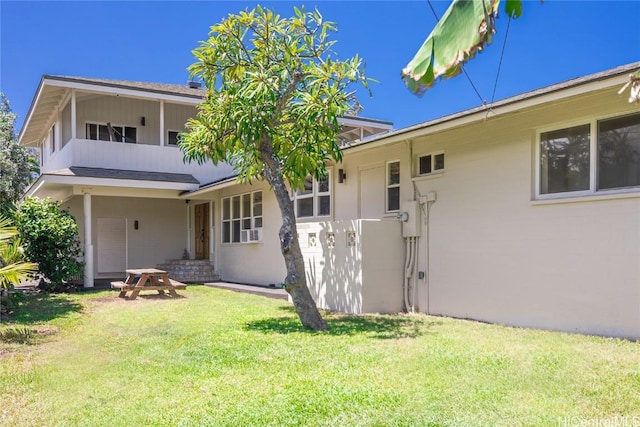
[45,167,199,184]
[44,75,206,99]
[197,174,239,189]
[340,114,393,126]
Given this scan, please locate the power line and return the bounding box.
[490,14,512,106]
[425,0,487,106]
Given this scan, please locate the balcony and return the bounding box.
[43,138,232,185]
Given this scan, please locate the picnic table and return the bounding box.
[111,268,186,300]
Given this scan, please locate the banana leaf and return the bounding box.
[402,0,512,95]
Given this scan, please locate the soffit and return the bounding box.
[18,75,206,148]
[19,85,67,147]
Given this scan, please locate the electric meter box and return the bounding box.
[401,200,421,238]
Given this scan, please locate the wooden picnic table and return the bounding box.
[111,268,186,300]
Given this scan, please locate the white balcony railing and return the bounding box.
[43,139,232,184]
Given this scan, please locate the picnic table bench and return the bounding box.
[111,268,186,300]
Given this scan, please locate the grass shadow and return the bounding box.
[3,293,83,324]
[246,309,441,339]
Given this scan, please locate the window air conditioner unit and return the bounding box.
[240,228,262,243]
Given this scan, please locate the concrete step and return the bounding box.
[157,259,219,283]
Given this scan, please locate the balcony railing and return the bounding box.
[43,138,232,184]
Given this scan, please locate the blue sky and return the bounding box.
[1,1,639,132]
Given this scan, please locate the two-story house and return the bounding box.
[20,63,640,339]
[18,75,391,287]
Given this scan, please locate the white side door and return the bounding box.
[97,218,126,274]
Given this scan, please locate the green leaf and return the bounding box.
[402,0,501,95]
[505,0,522,18]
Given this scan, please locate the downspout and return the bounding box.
[411,236,418,313]
[403,237,412,312]
[424,200,434,315]
[421,195,436,314]
[403,138,419,313]
[413,181,437,315]
[404,236,418,313]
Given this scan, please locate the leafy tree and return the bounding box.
[0,93,38,216]
[14,198,82,292]
[181,6,370,330]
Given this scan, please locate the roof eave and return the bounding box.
[25,173,200,199]
[180,176,240,198]
[18,75,207,146]
[17,75,48,146]
[344,62,640,154]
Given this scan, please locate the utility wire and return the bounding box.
[463,69,486,106]
[425,0,487,106]
[426,0,439,19]
[490,14,512,106]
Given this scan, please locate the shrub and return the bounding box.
[14,198,82,292]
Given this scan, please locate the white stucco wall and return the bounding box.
[212,181,287,286]
[187,80,640,338]
[363,86,639,339]
[298,219,404,314]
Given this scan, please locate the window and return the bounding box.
[167,130,181,146]
[539,124,590,194]
[386,161,400,212]
[598,114,640,190]
[50,125,56,154]
[294,172,331,218]
[221,191,263,244]
[86,123,137,143]
[538,113,640,197]
[417,152,445,175]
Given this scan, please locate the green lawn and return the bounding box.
[1,286,639,427]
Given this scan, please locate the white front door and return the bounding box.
[97,218,126,274]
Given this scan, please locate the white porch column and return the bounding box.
[186,202,192,259]
[71,89,77,140]
[159,100,165,146]
[83,192,94,288]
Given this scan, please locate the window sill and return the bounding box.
[221,242,263,246]
[411,172,444,182]
[296,216,333,223]
[532,188,640,205]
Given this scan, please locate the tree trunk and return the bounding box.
[260,138,328,331]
